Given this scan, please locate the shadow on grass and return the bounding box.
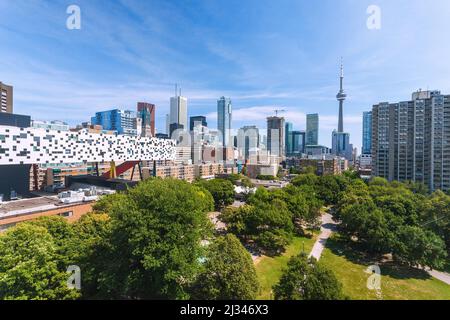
[325,236,432,281]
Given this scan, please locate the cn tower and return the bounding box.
[336,59,347,132]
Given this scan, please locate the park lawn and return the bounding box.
[255,233,317,300]
[320,237,450,300]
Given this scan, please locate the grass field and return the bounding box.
[255,233,317,300]
[320,237,450,300]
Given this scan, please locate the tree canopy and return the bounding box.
[195,178,235,210]
[192,234,259,300]
[273,254,344,300]
[0,223,80,300]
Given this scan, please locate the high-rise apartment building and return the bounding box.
[267,116,285,159]
[217,97,232,147]
[137,102,155,137]
[0,82,13,114]
[362,111,372,155]
[91,109,137,135]
[372,90,450,191]
[170,92,188,136]
[306,114,319,146]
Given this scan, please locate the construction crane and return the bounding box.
[274,109,286,117]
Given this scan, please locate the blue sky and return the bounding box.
[1,0,450,151]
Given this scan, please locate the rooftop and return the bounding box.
[0,195,72,219]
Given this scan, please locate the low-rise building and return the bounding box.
[287,157,345,176]
[0,195,94,231]
[142,164,195,182]
[246,163,278,179]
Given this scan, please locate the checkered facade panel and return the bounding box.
[0,126,176,165]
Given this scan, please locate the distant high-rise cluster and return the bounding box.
[371,90,450,191]
[91,109,138,136]
[285,121,306,156]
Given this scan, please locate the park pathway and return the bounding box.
[424,268,450,285]
[308,212,450,285]
[308,212,338,261]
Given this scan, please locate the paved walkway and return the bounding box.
[425,268,450,285]
[308,214,450,286]
[308,213,338,261]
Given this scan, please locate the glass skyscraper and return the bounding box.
[292,131,306,155]
[362,111,372,154]
[91,109,137,135]
[285,122,293,156]
[306,113,319,145]
[217,97,232,147]
[190,116,207,132]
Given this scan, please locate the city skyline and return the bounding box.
[2,1,450,151]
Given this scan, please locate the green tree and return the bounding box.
[69,213,112,298]
[192,234,259,300]
[0,224,79,300]
[28,216,75,266]
[94,178,214,299]
[393,225,447,269]
[291,173,318,188]
[273,254,344,300]
[196,179,235,210]
[423,191,450,256]
[221,199,294,255]
[338,201,393,253]
[369,176,389,187]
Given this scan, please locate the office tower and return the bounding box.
[306,114,319,145]
[170,89,188,136]
[217,97,232,147]
[237,125,260,161]
[190,116,208,164]
[0,82,13,114]
[336,60,347,132]
[332,131,353,160]
[285,122,293,156]
[91,109,137,135]
[362,111,372,154]
[190,116,207,132]
[267,116,285,158]
[292,131,306,155]
[372,90,450,191]
[137,102,156,137]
